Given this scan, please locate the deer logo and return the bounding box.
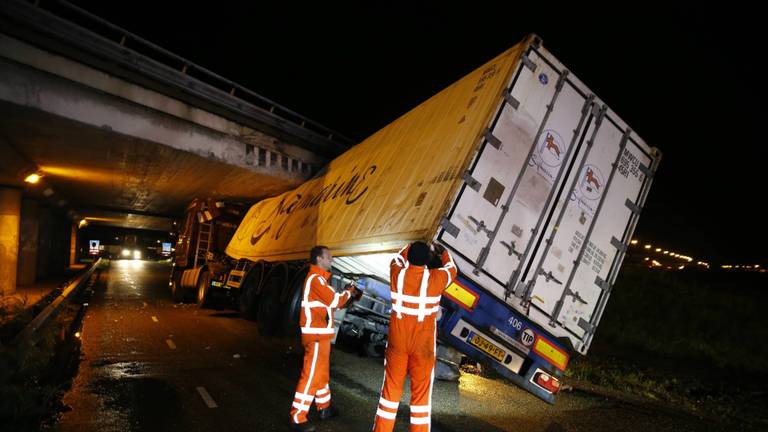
[537,130,566,169]
[545,133,561,159]
[585,168,601,191]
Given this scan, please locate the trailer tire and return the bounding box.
[239,278,258,319]
[196,271,212,308]
[239,266,263,320]
[257,277,283,335]
[281,267,308,335]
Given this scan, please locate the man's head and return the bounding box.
[310,245,333,271]
[407,241,431,266]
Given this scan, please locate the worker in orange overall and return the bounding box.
[290,245,361,431]
[373,241,457,432]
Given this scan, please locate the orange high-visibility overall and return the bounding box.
[373,245,457,432]
[290,264,355,425]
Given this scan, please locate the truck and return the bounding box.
[177,34,661,403]
[169,196,397,352]
[169,198,249,307]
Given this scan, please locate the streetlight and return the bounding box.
[24,173,43,184]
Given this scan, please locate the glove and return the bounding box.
[431,242,446,255]
[351,286,363,301]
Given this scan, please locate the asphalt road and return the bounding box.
[55,260,719,432]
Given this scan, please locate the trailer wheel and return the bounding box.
[281,267,308,335]
[196,271,212,308]
[257,276,283,335]
[239,267,262,320]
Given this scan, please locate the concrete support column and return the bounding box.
[69,222,78,266]
[17,199,40,286]
[0,187,21,296]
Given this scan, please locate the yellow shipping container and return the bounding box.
[226,36,534,262]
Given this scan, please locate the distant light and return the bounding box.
[651,260,661,267]
[630,240,638,245]
[43,188,54,197]
[663,251,669,254]
[78,219,88,228]
[24,173,42,184]
[122,249,131,257]
[644,245,652,249]
[686,258,693,262]
[115,237,119,240]
[644,257,650,261]
[75,332,81,338]
[756,265,761,269]
[157,240,161,243]
[655,248,662,252]
[678,265,685,270]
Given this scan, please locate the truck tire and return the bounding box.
[239,270,261,320]
[196,271,212,308]
[170,271,186,303]
[281,268,308,335]
[257,276,283,335]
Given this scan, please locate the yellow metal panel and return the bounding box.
[533,337,569,370]
[227,38,530,262]
[444,281,479,310]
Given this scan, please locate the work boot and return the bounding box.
[317,405,339,420]
[289,420,316,431]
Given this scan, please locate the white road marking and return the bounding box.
[166,339,176,350]
[196,386,218,408]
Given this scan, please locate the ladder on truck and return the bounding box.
[193,215,213,268]
[226,260,249,288]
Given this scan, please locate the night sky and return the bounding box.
[64,1,766,264]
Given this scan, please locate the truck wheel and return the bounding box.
[170,271,186,303]
[281,268,307,335]
[196,271,212,308]
[239,274,259,319]
[257,277,282,335]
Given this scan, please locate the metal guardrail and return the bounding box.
[11,258,102,346]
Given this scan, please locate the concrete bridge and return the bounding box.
[0,0,353,294]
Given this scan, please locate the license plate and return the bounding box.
[469,333,505,362]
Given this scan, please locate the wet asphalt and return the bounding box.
[54,260,721,432]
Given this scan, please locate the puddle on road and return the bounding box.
[86,375,187,432]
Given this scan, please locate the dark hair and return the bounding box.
[310,245,329,264]
[407,241,430,266]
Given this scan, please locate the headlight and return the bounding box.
[133,250,141,260]
[122,250,130,257]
